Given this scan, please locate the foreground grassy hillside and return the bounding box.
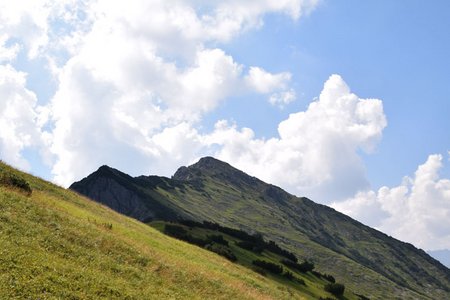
[0,161,335,299]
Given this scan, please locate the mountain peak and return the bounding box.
[172,156,241,180]
[70,164,133,191]
[172,156,263,190]
[97,164,113,172]
[194,156,234,170]
[90,164,125,179]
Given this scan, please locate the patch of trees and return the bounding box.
[265,240,297,262]
[164,224,188,237]
[283,270,306,285]
[295,277,306,285]
[281,259,315,273]
[235,241,264,253]
[207,234,228,246]
[164,224,208,247]
[179,219,297,261]
[324,283,345,297]
[164,222,314,287]
[205,243,237,262]
[283,270,294,280]
[252,260,306,285]
[322,274,335,283]
[311,270,335,283]
[164,224,236,261]
[0,172,32,196]
[252,260,283,274]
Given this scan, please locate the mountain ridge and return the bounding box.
[70,157,450,299]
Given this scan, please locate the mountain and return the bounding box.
[70,157,450,299]
[0,160,344,299]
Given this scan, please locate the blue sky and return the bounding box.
[219,0,450,189]
[1,0,449,259]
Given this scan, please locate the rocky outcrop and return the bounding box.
[76,175,154,221]
[70,165,181,222]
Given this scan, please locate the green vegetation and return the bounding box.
[177,219,298,262]
[151,220,359,299]
[281,259,315,273]
[0,171,32,195]
[0,161,327,299]
[207,234,229,246]
[324,283,346,296]
[205,243,237,262]
[252,260,283,274]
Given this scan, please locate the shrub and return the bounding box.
[164,224,188,238]
[252,260,283,274]
[236,241,264,253]
[283,270,294,280]
[311,270,322,278]
[297,260,315,272]
[164,224,208,247]
[281,259,314,273]
[207,234,228,246]
[281,269,306,285]
[281,259,297,269]
[0,173,32,196]
[265,240,297,262]
[205,244,237,262]
[324,283,345,296]
[322,273,335,283]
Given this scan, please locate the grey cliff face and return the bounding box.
[84,176,154,221]
[70,165,185,222]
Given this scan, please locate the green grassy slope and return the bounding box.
[150,220,362,300]
[0,161,336,300]
[70,157,450,299]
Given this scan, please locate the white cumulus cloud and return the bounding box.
[0,64,44,170]
[20,0,313,186]
[245,66,294,107]
[245,66,291,93]
[208,74,387,202]
[332,154,450,251]
[269,89,296,108]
